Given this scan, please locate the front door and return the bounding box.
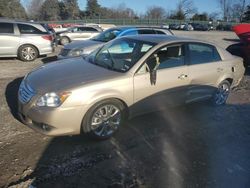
[132,44,190,115]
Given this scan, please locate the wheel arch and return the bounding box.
[80,97,129,134]
[216,75,234,88]
[17,43,40,56]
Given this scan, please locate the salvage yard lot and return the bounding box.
[0,31,250,188]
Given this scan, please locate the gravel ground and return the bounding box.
[0,31,250,188]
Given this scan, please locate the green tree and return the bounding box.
[0,0,27,19]
[170,10,185,20]
[39,0,60,21]
[192,13,208,21]
[63,0,80,20]
[86,0,101,18]
[242,5,250,22]
[27,0,44,20]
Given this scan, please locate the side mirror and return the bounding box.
[147,54,160,85]
[150,69,157,85]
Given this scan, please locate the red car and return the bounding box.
[232,24,250,66]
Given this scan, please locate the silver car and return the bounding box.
[58,26,173,59]
[57,25,102,45]
[18,35,245,140]
[0,19,54,61]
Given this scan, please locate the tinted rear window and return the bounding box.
[155,30,166,34]
[138,29,155,34]
[17,24,45,34]
[188,43,221,65]
[0,23,14,34]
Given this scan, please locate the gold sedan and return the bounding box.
[18,35,245,139]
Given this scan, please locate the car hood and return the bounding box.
[26,57,121,93]
[64,39,104,51]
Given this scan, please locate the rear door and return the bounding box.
[186,42,223,103]
[77,27,99,40]
[0,22,20,56]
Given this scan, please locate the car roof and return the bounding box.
[111,26,171,31]
[0,18,43,26]
[122,34,216,46]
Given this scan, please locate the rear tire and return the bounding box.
[82,99,126,140]
[60,37,70,45]
[18,45,38,61]
[212,80,231,105]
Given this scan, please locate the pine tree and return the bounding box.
[63,0,80,20]
[86,0,101,18]
[242,5,250,22]
[39,0,60,21]
[0,0,27,19]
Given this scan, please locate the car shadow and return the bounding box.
[6,102,250,188]
[5,77,23,121]
[41,56,58,64]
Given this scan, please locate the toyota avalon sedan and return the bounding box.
[18,35,245,139]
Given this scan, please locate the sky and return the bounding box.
[77,0,221,14]
[21,0,221,15]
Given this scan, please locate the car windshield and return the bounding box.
[86,38,156,72]
[91,28,122,42]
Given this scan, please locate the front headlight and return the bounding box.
[69,48,84,57]
[36,92,71,107]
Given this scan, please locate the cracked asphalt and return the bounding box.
[0,31,250,188]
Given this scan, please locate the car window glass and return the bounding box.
[93,38,155,72]
[150,45,185,70]
[0,23,14,34]
[84,27,98,32]
[138,29,155,34]
[108,41,135,54]
[188,43,221,65]
[92,29,121,42]
[141,44,153,52]
[122,30,138,36]
[155,30,165,34]
[17,24,43,34]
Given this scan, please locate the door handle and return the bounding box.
[217,68,223,72]
[178,74,188,80]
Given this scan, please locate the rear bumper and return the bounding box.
[39,45,55,55]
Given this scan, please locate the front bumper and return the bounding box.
[18,100,86,136]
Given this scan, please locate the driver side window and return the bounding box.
[156,44,185,69]
[137,44,186,74]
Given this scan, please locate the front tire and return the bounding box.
[82,99,126,140]
[18,45,38,61]
[212,80,231,105]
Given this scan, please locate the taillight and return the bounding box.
[42,35,53,41]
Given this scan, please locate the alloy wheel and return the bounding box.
[90,104,121,137]
[214,82,230,105]
[21,47,36,61]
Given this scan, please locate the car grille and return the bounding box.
[60,49,70,56]
[18,81,36,104]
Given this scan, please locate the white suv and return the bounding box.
[0,19,54,61]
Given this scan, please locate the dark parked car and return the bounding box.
[190,23,210,31]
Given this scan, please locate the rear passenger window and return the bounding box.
[138,29,155,34]
[0,23,14,34]
[82,27,99,32]
[122,30,138,36]
[18,24,44,34]
[188,43,221,65]
[155,30,165,34]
